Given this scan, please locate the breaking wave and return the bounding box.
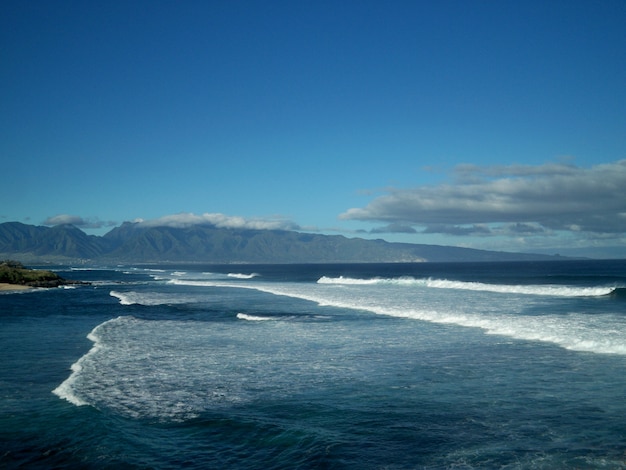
[228,273,259,279]
[168,278,626,355]
[237,313,275,321]
[110,290,202,306]
[317,276,616,297]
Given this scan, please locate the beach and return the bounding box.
[0,283,32,291]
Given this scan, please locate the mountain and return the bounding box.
[0,221,564,264]
[0,222,111,262]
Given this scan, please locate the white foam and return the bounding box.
[318,276,415,286]
[52,317,114,406]
[52,362,90,406]
[423,279,615,297]
[376,305,626,355]
[155,271,234,283]
[110,290,199,306]
[228,273,259,279]
[172,277,626,355]
[169,278,205,285]
[318,276,615,297]
[52,316,257,420]
[237,313,274,321]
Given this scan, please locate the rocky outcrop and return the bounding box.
[0,259,90,288]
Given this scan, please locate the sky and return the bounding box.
[2,0,625,258]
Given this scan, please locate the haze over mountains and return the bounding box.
[0,221,566,264]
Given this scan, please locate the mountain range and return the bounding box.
[0,221,564,264]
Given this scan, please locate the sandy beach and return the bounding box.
[0,283,33,291]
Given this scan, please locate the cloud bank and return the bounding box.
[340,160,626,237]
[135,212,300,231]
[43,214,117,230]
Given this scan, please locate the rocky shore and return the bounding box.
[0,260,90,290]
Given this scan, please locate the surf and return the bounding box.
[52,317,121,407]
[168,277,626,355]
[52,315,249,420]
[110,290,189,306]
[228,272,259,279]
[318,276,617,297]
[237,313,274,321]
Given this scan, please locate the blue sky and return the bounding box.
[2,0,625,257]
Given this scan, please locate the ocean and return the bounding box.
[1,260,625,469]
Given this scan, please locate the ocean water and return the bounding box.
[1,260,625,469]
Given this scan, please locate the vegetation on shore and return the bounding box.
[0,260,66,287]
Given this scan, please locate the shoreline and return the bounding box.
[0,283,34,291]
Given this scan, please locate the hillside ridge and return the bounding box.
[0,221,565,264]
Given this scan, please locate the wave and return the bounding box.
[318,276,616,297]
[237,313,275,321]
[52,317,121,406]
[150,271,235,282]
[609,287,626,300]
[318,275,415,286]
[164,277,626,355]
[236,312,330,322]
[0,286,43,296]
[376,306,626,356]
[313,291,626,355]
[52,316,257,420]
[168,279,228,288]
[171,278,626,355]
[228,273,259,279]
[110,290,199,306]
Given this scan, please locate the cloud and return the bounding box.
[420,222,549,237]
[340,160,626,235]
[43,214,117,229]
[370,223,417,234]
[422,224,492,236]
[136,212,300,231]
[501,222,549,235]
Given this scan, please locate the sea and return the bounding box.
[1,259,625,469]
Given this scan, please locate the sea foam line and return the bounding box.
[110,290,201,306]
[237,313,275,321]
[52,317,126,406]
[228,273,259,279]
[317,276,616,297]
[169,278,626,355]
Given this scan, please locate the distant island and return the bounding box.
[0,260,85,290]
[0,221,572,265]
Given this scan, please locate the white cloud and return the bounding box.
[43,214,116,229]
[136,212,300,231]
[340,160,626,236]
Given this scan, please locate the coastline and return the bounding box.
[0,283,33,291]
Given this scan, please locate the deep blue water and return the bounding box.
[1,260,625,469]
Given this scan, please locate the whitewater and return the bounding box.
[165,273,625,355]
